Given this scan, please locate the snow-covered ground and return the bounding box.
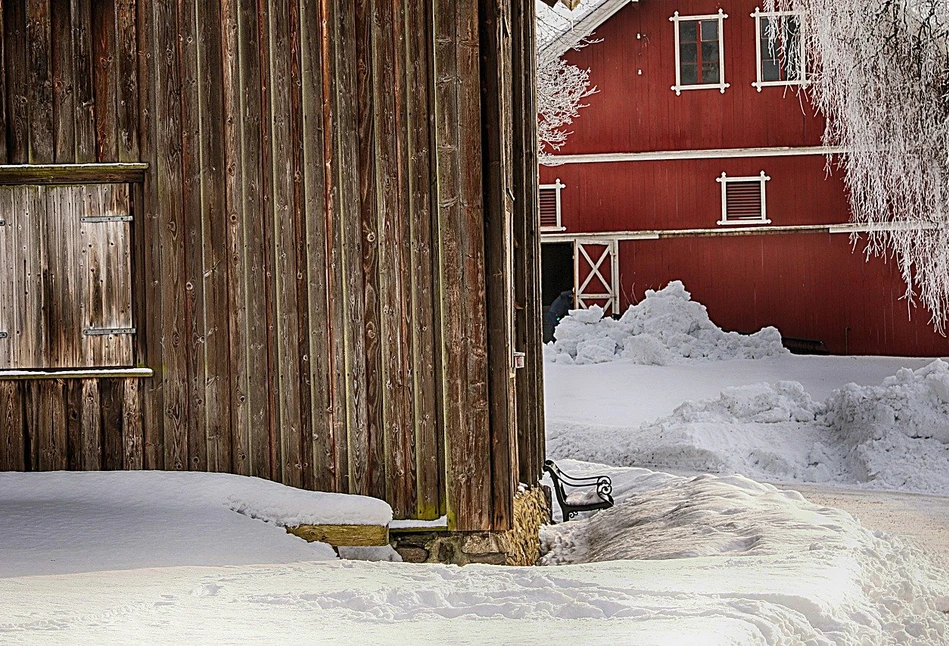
[5,282,949,643]
[546,282,949,495]
[2,469,948,644]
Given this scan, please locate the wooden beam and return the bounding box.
[286,524,389,547]
[0,163,147,185]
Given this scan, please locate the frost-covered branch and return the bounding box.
[767,0,949,329]
[535,2,600,163]
[537,55,597,162]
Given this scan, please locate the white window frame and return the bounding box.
[539,178,567,232]
[670,10,730,96]
[716,171,771,225]
[751,8,809,92]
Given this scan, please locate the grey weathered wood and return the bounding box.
[51,0,76,163]
[0,163,147,185]
[0,0,7,166]
[72,0,96,164]
[297,0,334,493]
[26,0,54,164]
[403,0,442,520]
[91,0,118,161]
[151,0,188,470]
[237,0,272,480]
[115,0,139,162]
[0,380,24,470]
[0,1,547,534]
[5,0,28,163]
[220,0,248,476]
[179,0,207,475]
[196,0,231,475]
[354,0,385,501]
[0,188,15,369]
[481,0,517,531]
[374,0,413,518]
[79,377,100,469]
[268,0,303,488]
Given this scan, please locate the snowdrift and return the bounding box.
[548,360,949,494]
[541,461,949,644]
[0,471,393,576]
[546,281,788,365]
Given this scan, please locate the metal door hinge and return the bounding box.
[80,215,133,223]
[83,327,136,336]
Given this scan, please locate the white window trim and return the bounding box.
[751,8,810,92]
[717,171,771,225]
[670,10,730,96]
[539,178,567,232]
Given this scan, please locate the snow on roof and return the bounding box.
[537,0,638,62]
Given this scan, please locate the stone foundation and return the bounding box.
[393,486,551,566]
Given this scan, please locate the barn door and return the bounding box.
[0,184,134,370]
[573,239,619,315]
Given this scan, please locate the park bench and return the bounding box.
[543,459,614,522]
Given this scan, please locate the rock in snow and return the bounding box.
[546,281,788,365]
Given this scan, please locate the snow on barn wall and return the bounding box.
[539,0,949,356]
[0,0,546,533]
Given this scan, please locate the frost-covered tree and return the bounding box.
[766,0,949,328]
[536,2,599,162]
[537,55,596,161]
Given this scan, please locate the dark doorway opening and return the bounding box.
[541,242,574,342]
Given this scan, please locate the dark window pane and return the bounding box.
[762,59,780,81]
[681,63,698,85]
[700,20,718,41]
[701,60,720,84]
[680,42,698,64]
[679,20,697,43]
[702,41,719,64]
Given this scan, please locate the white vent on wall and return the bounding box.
[716,171,771,225]
[540,178,567,232]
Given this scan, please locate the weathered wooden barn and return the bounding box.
[0,0,546,533]
[538,0,949,356]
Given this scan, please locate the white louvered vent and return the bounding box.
[717,171,771,225]
[539,179,566,232]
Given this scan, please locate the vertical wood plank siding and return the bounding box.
[0,0,543,531]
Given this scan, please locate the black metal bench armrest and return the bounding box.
[543,459,614,523]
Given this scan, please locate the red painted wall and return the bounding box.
[538,0,949,356]
[554,0,825,154]
[541,155,850,232]
[618,234,949,357]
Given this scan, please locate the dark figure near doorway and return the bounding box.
[544,289,574,343]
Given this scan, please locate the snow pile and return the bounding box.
[548,360,949,494]
[3,465,947,644]
[541,464,949,644]
[0,471,392,577]
[546,281,788,365]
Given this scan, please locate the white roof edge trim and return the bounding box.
[539,0,638,63]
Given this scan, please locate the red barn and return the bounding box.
[538,0,949,356]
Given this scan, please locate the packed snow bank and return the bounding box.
[546,281,787,365]
[3,465,947,645]
[548,360,949,494]
[541,463,949,644]
[0,471,392,577]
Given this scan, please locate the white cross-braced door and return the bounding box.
[573,240,620,315]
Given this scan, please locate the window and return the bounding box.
[0,183,135,370]
[539,179,566,232]
[752,8,807,91]
[716,172,771,225]
[670,10,729,95]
